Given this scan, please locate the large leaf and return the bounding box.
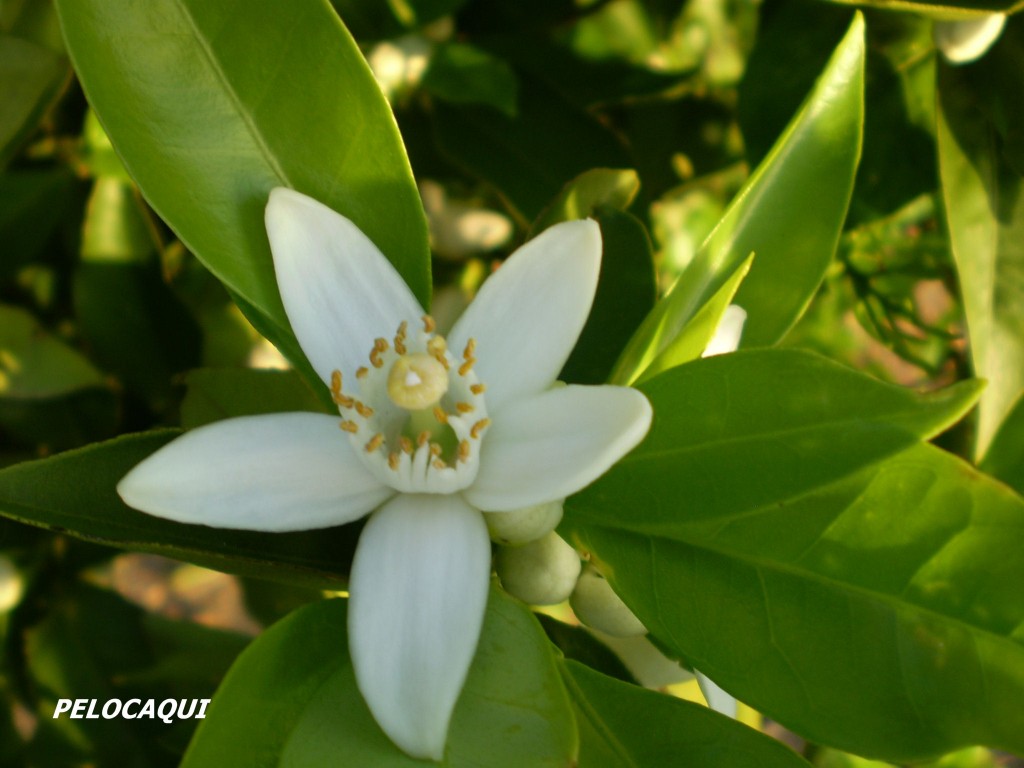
[937,23,1024,456]
[562,660,810,768]
[55,0,431,371]
[0,432,360,588]
[612,14,864,383]
[567,442,1024,759]
[182,589,577,767]
[578,350,982,534]
[0,34,66,169]
[980,392,1024,495]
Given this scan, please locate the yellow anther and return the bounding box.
[417,431,430,447]
[422,315,436,333]
[433,406,448,424]
[339,420,359,434]
[455,402,474,414]
[433,352,450,371]
[458,358,476,376]
[433,459,448,470]
[387,353,449,410]
[463,338,476,360]
[388,452,400,470]
[430,442,442,457]
[331,370,343,395]
[356,367,369,379]
[394,321,408,354]
[470,383,486,395]
[365,434,384,453]
[458,440,471,462]
[333,392,354,408]
[354,401,374,418]
[470,418,491,439]
[399,436,413,454]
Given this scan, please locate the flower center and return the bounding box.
[330,315,490,494]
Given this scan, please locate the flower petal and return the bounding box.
[349,493,491,761]
[117,413,392,531]
[265,188,424,385]
[465,384,652,511]
[448,219,601,411]
[702,304,747,358]
[696,671,738,719]
[934,13,1006,65]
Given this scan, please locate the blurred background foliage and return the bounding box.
[0,0,1020,764]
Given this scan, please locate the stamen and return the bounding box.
[422,315,436,333]
[399,436,413,454]
[369,338,389,369]
[457,440,471,462]
[462,338,476,360]
[470,383,486,395]
[433,406,448,424]
[458,358,476,376]
[339,420,359,434]
[365,433,384,453]
[388,452,400,470]
[470,418,491,439]
[430,443,442,457]
[333,392,354,408]
[394,321,408,355]
[354,401,374,418]
[455,402,474,414]
[331,370,343,396]
[433,459,447,470]
[356,367,369,379]
[417,431,430,447]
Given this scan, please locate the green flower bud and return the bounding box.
[571,565,646,637]
[496,532,581,606]
[484,500,563,546]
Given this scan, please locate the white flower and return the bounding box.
[117,188,652,761]
[934,13,1006,65]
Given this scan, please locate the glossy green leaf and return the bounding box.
[180,368,326,429]
[938,32,1024,456]
[613,13,864,382]
[562,661,810,768]
[585,349,982,534]
[0,431,360,588]
[979,392,1024,495]
[561,209,656,385]
[633,253,753,385]
[182,589,577,767]
[423,42,518,117]
[55,0,431,369]
[823,0,1022,17]
[568,442,1024,759]
[0,34,65,169]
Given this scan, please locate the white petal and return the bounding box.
[349,494,491,761]
[265,188,424,385]
[696,671,738,719]
[934,14,1006,64]
[448,219,601,411]
[117,413,392,531]
[701,304,747,357]
[465,385,652,511]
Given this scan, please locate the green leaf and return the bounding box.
[0,431,360,588]
[55,0,431,368]
[979,392,1024,495]
[578,349,982,534]
[0,304,104,398]
[561,209,656,385]
[0,169,76,279]
[567,443,1024,759]
[562,661,810,768]
[630,253,753,385]
[182,589,577,767]
[530,168,641,236]
[613,13,864,380]
[823,0,1022,17]
[423,42,518,117]
[938,29,1024,456]
[180,368,326,429]
[0,34,66,169]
